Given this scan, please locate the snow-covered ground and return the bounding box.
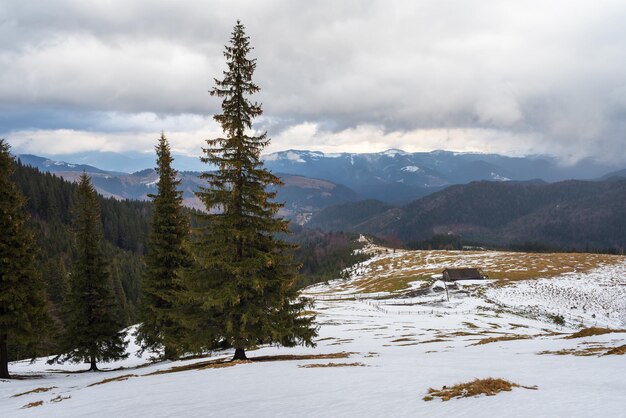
[486,262,626,328]
[2,248,626,417]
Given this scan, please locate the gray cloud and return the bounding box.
[2,0,626,163]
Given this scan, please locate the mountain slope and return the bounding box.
[310,179,626,250]
[17,154,362,223]
[11,161,151,340]
[263,149,623,203]
[21,149,626,207]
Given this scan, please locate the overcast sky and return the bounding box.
[2,0,626,163]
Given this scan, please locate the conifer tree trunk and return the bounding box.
[0,333,9,379]
[89,355,99,372]
[233,347,247,361]
[164,346,176,361]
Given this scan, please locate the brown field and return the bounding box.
[334,248,623,294]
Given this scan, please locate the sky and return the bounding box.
[2,0,626,164]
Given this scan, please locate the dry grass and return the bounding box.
[21,400,44,409]
[12,386,57,397]
[538,347,607,356]
[604,345,626,355]
[539,331,565,337]
[337,249,623,294]
[564,327,626,339]
[470,335,531,346]
[148,352,354,376]
[540,343,626,357]
[443,331,481,337]
[391,337,415,343]
[299,362,365,368]
[88,374,138,387]
[50,395,71,403]
[417,339,450,344]
[463,322,479,329]
[251,352,354,362]
[423,378,537,402]
[202,360,253,369]
[148,360,223,375]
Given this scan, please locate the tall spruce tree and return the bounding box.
[136,133,191,359]
[62,173,128,371]
[0,139,51,379]
[185,21,317,360]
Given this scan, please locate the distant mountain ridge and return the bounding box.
[16,153,361,224]
[18,154,117,175]
[17,149,626,227]
[262,149,623,203]
[308,179,626,250]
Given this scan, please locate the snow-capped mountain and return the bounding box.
[18,149,625,208]
[17,154,117,175]
[261,149,619,202]
[16,154,361,223]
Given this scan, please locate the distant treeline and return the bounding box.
[289,227,368,288]
[406,233,625,255]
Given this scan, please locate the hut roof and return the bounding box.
[442,268,484,281]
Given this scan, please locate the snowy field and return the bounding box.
[2,246,626,417]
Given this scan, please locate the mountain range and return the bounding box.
[308,178,626,250]
[262,149,622,202]
[17,150,626,240]
[26,148,623,195]
[16,154,359,223]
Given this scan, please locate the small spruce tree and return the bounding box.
[136,133,191,359]
[62,173,128,371]
[0,139,51,379]
[185,21,317,360]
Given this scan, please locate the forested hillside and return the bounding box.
[309,179,626,251]
[9,162,365,360]
[12,162,151,332]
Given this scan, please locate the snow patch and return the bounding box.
[490,172,511,181]
[382,149,408,157]
[285,151,306,162]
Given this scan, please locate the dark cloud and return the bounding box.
[2,1,626,162]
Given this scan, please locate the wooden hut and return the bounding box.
[442,268,487,282]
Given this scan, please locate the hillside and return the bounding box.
[10,163,366,335]
[18,154,362,224]
[309,179,626,250]
[12,162,151,332]
[2,243,625,417]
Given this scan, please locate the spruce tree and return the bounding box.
[62,173,127,371]
[0,139,51,379]
[186,21,317,360]
[136,133,191,359]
